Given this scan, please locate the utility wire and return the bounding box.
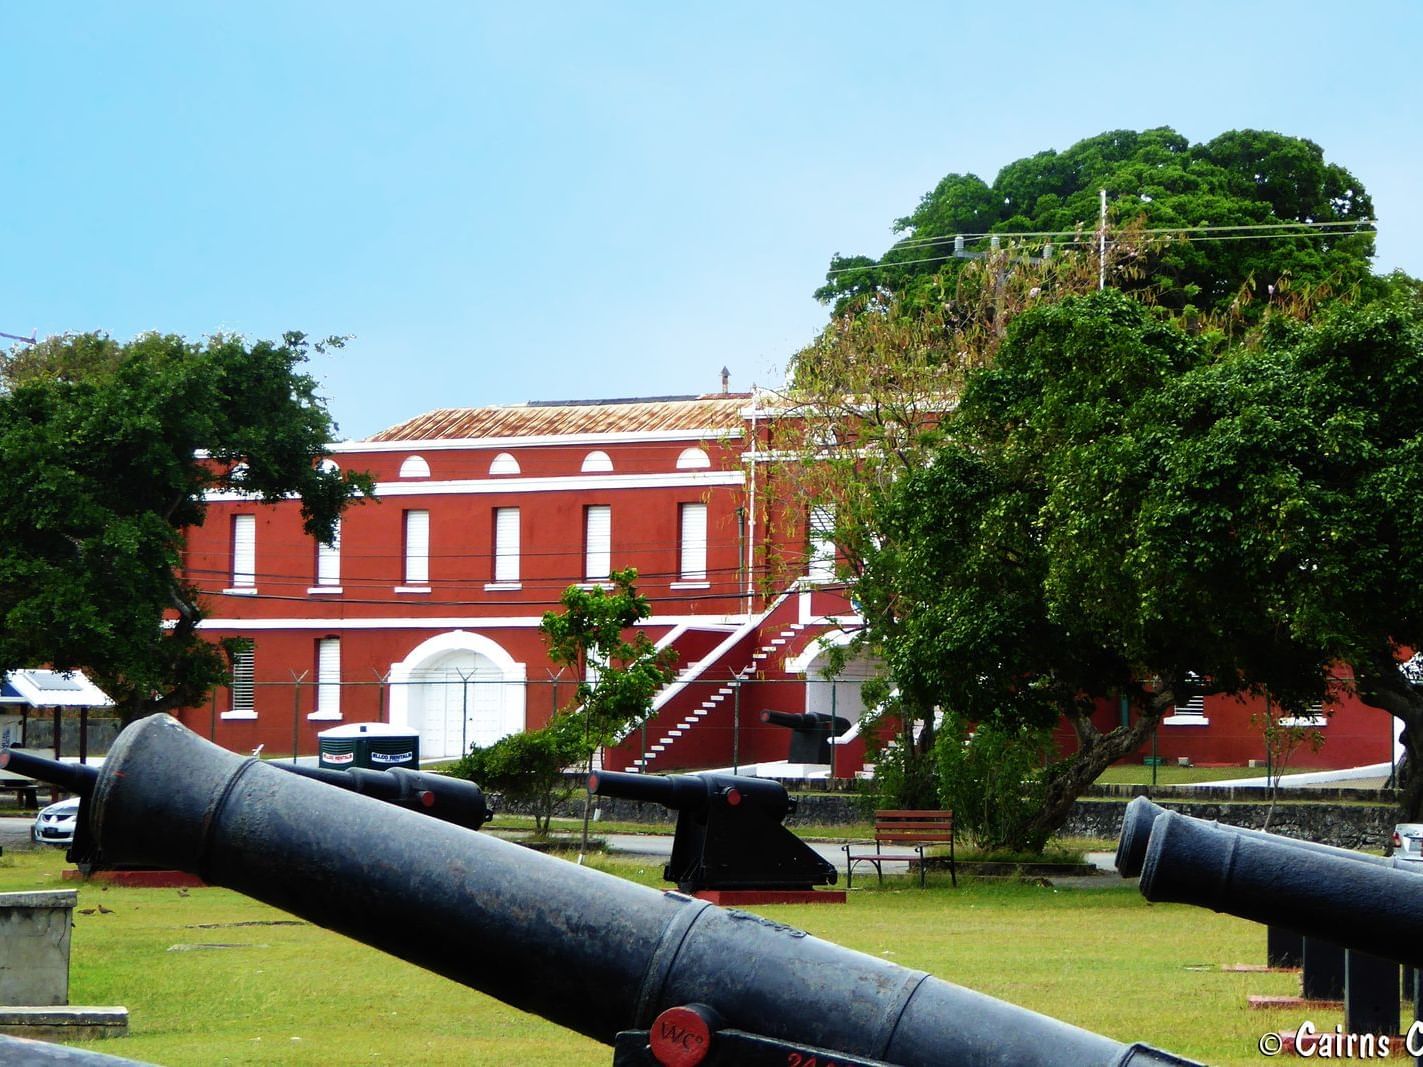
[877,218,1373,251]
[825,226,1377,277]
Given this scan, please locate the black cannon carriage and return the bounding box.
[587,768,836,894]
[1,717,1199,1067]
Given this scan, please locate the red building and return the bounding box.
[177,393,872,772]
[175,392,1394,775]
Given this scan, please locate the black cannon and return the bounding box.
[274,762,492,831]
[759,709,851,764]
[1115,795,1423,879]
[2,717,1198,1066]
[588,769,836,894]
[1132,806,1423,970]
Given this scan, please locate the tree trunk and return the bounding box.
[1352,650,1423,822]
[1017,700,1167,851]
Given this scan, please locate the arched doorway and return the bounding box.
[787,632,876,725]
[387,632,527,760]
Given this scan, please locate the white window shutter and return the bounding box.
[405,510,430,584]
[585,506,611,581]
[317,519,341,586]
[494,508,520,583]
[317,637,341,717]
[231,646,254,712]
[680,503,707,581]
[232,515,256,587]
[808,505,835,579]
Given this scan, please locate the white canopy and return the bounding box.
[0,669,114,709]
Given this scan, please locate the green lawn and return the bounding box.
[0,844,1358,1066]
[1093,764,1305,786]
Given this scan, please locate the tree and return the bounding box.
[860,289,1423,845]
[848,292,1206,847]
[816,127,1377,321]
[0,331,372,722]
[539,568,678,850]
[445,713,587,836]
[1126,294,1423,819]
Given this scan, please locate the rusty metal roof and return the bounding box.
[367,394,752,442]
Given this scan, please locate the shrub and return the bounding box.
[934,712,1052,853]
[445,712,587,835]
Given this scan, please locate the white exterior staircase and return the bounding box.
[629,614,808,772]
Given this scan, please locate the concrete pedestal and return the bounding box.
[0,891,76,1006]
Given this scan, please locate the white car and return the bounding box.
[1392,824,1423,864]
[31,795,80,847]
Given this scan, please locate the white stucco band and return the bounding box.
[387,630,528,758]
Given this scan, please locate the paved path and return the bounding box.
[0,815,36,850]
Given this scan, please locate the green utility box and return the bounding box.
[317,722,420,770]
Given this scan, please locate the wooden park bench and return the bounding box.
[842,809,956,888]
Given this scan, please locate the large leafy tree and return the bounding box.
[817,127,1377,320]
[1129,295,1423,818]
[852,292,1206,844]
[0,331,372,723]
[858,289,1423,845]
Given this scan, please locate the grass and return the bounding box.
[0,844,1363,1067]
[1094,764,1308,786]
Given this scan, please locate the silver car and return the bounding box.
[1393,824,1423,864]
[31,795,80,847]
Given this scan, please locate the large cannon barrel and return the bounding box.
[0,746,99,795]
[20,715,1191,1066]
[589,768,794,819]
[1116,795,1423,878]
[1139,809,1423,969]
[274,762,492,831]
[760,709,849,731]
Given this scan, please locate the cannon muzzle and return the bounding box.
[1116,795,1423,878]
[14,715,1195,1066]
[275,762,491,830]
[1138,809,1423,968]
[0,747,99,796]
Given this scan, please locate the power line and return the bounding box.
[824,224,1377,277]
[878,218,1373,252]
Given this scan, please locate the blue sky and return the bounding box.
[3,2,1419,440]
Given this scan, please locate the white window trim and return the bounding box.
[679,502,708,583]
[585,505,611,582]
[231,514,256,589]
[394,585,432,594]
[315,519,341,588]
[404,509,430,586]
[310,637,341,721]
[670,581,711,590]
[226,645,255,719]
[806,504,836,581]
[494,507,520,584]
[484,582,522,591]
[399,455,431,478]
[307,586,344,596]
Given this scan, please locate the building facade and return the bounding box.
[176,394,872,771]
[175,392,1394,775]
